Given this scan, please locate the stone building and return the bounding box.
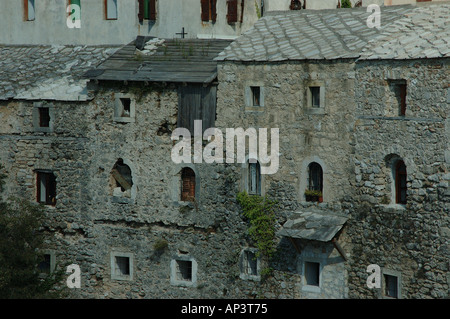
[0,2,449,299]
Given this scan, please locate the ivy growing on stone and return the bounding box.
[236,191,277,260]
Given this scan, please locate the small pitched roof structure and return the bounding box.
[0,45,119,101]
[277,209,348,242]
[84,37,233,84]
[216,3,449,62]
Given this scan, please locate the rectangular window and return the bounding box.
[398,83,407,116]
[249,161,261,195]
[38,254,51,274]
[305,261,320,286]
[384,274,398,298]
[119,98,131,117]
[310,86,321,108]
[36,171,57,206]
[176,260,193,282]
[115,256,130,276]
[251,86,261,106]
[245,251,258,276]
[105,0,118,20]
[25,0,35,21]
[201,0,217,22]
[39,107,50,128]
[227,0,238,23]
[138,0,156,21]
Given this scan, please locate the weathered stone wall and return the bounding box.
[347,58,450,298]
[215,60,357,298]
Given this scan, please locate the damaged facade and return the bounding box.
[0,2,449,299]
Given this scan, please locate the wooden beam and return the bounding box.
[332,238,347,261]
[111,169,132,190]
[288,237,302,254]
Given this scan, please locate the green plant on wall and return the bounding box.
[236,191,277,259]
[340,0,352,8]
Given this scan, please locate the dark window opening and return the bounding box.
[398,83,407,116]
[38,254,51,273]
[36,171,56,206]
[115,256,130,276]
[306,162,323,202]
[384,274,398,298]
[395,160,407,204]
[245,251,258,276]
[181,167,196,201]
[39,107,50,128]
[176,260,192,281]
[290,0,304,10]
[111,158,133,193]
[120,98,131,117]
[310,86,320,108]
[305,261,320,286]
[248,161,261,195]
[251,86,261,106]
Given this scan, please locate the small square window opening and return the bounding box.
[176,260,192,282]
[115,256,130,276]
[120,98,131,117]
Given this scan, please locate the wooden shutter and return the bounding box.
[138,0,144,21]
[211,0,217,22]
[396,161,407,204]
[201,0,210,21]
[149,0,156,20]
[227,0,238,23]
[181,168,196,201]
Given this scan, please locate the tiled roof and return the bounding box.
[0,45,119,101]
[85,37,233,84]
[216,3,449,62]
[360,3,450,60]
[277,209,349,242]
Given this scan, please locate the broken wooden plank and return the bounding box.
[111,168,132,190]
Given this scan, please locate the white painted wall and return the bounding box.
[0,0,262,45]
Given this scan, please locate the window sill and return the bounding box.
[305,107,326,115]
[377,203,406,213]
[245,106,264,112]
[240,274,261,282]
[113,117,135,123]
[302,285,321,293]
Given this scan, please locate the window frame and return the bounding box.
[110,251,134,281]
[36,170,57,206]
[24,0,36,21]
[114,93,135,123]
[381,269,402,299]
[105,0,118,20]
[181,167,196,202]
[170,256,198,287]
[248,160,261,195]
[239,248,261,281]
[395,160,407,205]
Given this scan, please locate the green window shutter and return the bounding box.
[70,0,81,19]
[144,0,149,19]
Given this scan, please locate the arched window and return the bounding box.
[111,158,134,199]
[306,162,323,202]
[395,160,407,204]
[181,167,196,202]
[248,161,261,195]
